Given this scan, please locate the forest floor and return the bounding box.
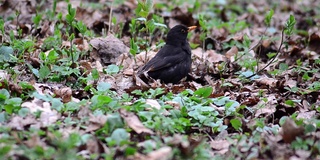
[0,0,320,159]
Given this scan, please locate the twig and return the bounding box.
[233,27,268,63]
[70,40,74,63]
[108,1,113,34]
[246,29,285,79]
[255,27,268,72]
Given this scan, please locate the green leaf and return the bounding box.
[48,50,59,63]
[5,97,22,107]
[200,107,215,112]
[285,99,301,107]
[135,4,142,16]
[198,14,207,30]
[239,71,259,80]
[230,119,242,130]
[0,46,14,62]
[106,64,120,75]
[32,14,42,26]
[279,63,288,71]
[52,98,63,111]
[39,65,50,80]
[305,124,316,133]
[0,145,11,156]
[18,108,29,117]
[106,128,129,146]
[76,21,87,34]
[139,11,149,18]
[114,0,125,5]
[194,87,213,98]
[0,112,9,123]
[91,95,112,107]
[212,96,230,106]
[106,113,124,133]
[130,38,138,56]
[243,34,251,48]
[67,3,76,17]
[32,68,39,78]
[4,105,15,114]
[92,68,99,80]
[267,52,276,59]
[65,101,80,111]
[81,134,92,144]
[0,89,10,100]
[264,9,274,26]
[0,19,4,33]
[97,82,111,92]
[145,0,153,12]
[125,147,137,156]
[284,15,296,35]
[189,43,200,49]
[32,92,53,102]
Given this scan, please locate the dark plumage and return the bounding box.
[138,24,197,84]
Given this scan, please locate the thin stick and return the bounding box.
[108,1,113,34]
[246,29,285,79]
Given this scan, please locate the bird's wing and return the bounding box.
[144,45,188,72]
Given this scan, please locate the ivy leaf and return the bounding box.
[194,87,213,98]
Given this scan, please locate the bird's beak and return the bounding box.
[188,26,197,32]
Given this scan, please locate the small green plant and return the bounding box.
[130,0,167,61]
[291,137,314,150]
[132,88,165,99]
[0,19,4,43]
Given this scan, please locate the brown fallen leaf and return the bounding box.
[24,134,47,148]
[54,87,72,103]
[165,101,181,110]
[85,114,108,132]
[146,146,172,160]
[40,102,59,127]
[79,60,92,76]
[255,76,278,88]
[296,111,316,120]
[119,108,154,135]
[129,146,172,160]
[192,48,226,63]
[254,95,277,117]
[145,99,161,110]
[7,115,37,130]
[280,118,304,143]
[210,140,230,154]
[167,134,204,156]
[225,46,238,59]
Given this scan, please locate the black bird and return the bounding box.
[138,24,197,84]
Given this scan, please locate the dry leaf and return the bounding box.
[255,77,278,88]
[210,140,230,154]
[225,46,238,59]
[54,87,72,103]
[146,147,172,160]
[280,118,304,143]
[119,109,154,134]
[145,99,161,110]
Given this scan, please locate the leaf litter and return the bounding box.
[0,0,320,159]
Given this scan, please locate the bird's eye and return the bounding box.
[181,29,186,33]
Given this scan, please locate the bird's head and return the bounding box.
[166,25,197,46]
